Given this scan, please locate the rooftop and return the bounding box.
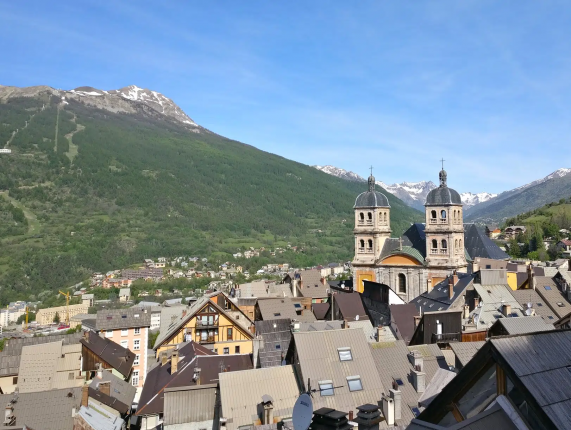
[96,307,151,331]
[80,331,135,378]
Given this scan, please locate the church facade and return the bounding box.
[352,167,507,303]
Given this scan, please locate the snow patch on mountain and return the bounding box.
[313,165,365,182]
[460,192,497,207]
[511,168,571,192]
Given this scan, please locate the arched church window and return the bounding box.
[441,239,447,249]
[360,213,364,221]
[367,239,373,250]
[431,210,437,219]
[431,239,438,249]
[359,239,365,249]
[384,212,387,222]
[367,212,372,221]
[455,239,458,249]
[459,239,462,249]
[441,210,447,219]
[398,274,406,293]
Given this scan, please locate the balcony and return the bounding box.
[430,249,439,255]
[196,317,219,328]
[439,249,448,255]
[431,332,461,343]
[366,248,373,254]
[198,336,217,344]
[358,247,365,253]
[439,219,448,224]
[429,219,438,224]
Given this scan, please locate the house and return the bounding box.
[409,310,463,346]
[290,328,385,416]
[17,340,84,393]
[136,341,252,430]
[557,239,571,256]
[411,273,475,315]
[369,340,451,426]
[219,365,301,430]
[532,276,571,320]
[0,387,82,430]
[415,330,571,429]
[468,283,525,331]
[36,302,89,325]
[93,308,151,394]
[488,316,555,337]
[284,269,330,301]
[80,330,136,382]
[0,332,83,394]
[74,403,125,430]
[152,292,255,357]
[102,277,133,289]
[82,293,95,307]
[87,368,136,419]
[510,288,558,322]
[504,225,526,238]
[233,280,292,299]
[119,287,131,302]
[255,297,314,322]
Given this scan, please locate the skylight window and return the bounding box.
[319,381,334,396]
[294,303,302,308]
[274,313,281,317]
[548,316,554,319]
[347,376,363,392]
[275,344,281,350]
[557,302,565,307]
[411,407,421,417]
[394,378,404,386]
[429,304,434,308]
[338,348,353,361]
[545,286,552,290]
[537,303,543,307]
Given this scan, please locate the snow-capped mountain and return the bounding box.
[313,165,366,182]
[510,168,571,193]
[0,84,199,130]
[313,165,496,211]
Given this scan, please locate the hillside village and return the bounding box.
[1,170,571,429]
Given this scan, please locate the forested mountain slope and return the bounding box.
[0,86,421,302]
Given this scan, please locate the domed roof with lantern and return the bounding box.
[354,170,390,208]
[425,162,462,206]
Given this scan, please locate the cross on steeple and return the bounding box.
[370,165,374,176]
[399,237,403,251]
[440,158,445,170]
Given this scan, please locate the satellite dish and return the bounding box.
[355,314,359,321]
[525,308,533,316]
[292,393,313,430]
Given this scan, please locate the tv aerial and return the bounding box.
[292,379,344,430]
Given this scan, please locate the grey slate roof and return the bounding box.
[296,269,329,298]
[389,304,419,345]
[96,307,151,331]
[534,276,571,319]
[354,190,390,208]
[0,332,83,376]
[369,341,449,427]
[89,369,136,414]
[490,316,555,335]
[257,298,299,321]
[411,273,475,314]
[346,320,377,343]
[449,341,485,368]
[0,387,82,430]
[297,321,343,332]
[425,185,462,206]
[379,224,426,262]
[255,319,292,368]
[464,224,510,261]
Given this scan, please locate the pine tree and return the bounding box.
[53,312,60,324]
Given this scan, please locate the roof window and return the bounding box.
[319,380,334,396]
[275,344,281,350]
[122,315,127,318]
[548,316,554,319]
[537,303,543,307]
[338,347,353,361]
[274,313,281,317]
[394,378,404,386]
[557,302,565,307]
[545,286,552,290]
[294,303,302,308]
[411,406,421,417]
[347,376,363,392]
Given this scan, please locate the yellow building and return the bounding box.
[153,292,254,357]
[36,303,89,325]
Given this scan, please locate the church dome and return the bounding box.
[425,168,462,206]
[354,172,390,208]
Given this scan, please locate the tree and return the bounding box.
[148,330,160,349]
[17,312,35,325]
[88,306,97,314]
[53,312,60,324]
[508,238,521,258]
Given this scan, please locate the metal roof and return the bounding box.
[96,307,151,331]
[369,340,449,427]
[418,368,456,408]
[449,341,485,368]
[0,387,82,430]
[293,328,386,415]
[412,274,475,314]
[219,365,301,430]
[257,298,299,321]
[479,269,507,286]
[236,280,292,299]
[77,405,124,430]
[296,269,329,298]
[463,224,510,261]
[346,320,377,343]
[354,190,390,208]
[80,331,135,378]
[312,303,330,320]
[255,319,292,368]
[389,304,419,345]
[533,276,571,319]
[334,292,368,322]
[89,369,136,414]
[490,316,555,335]
[425,186,462,206]
[510,289,557,322]
[164,384,217,426]
[471,283,525,330]
[297,321,343,332]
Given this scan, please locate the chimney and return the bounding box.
[161,352,168,366]
[81,385,89,407]
[354,404,381,430]
[381,396,395,426]
[348,411,354,421]
[413,315,421,330]
[321,277,326,286]
[262,398,274,425]
[463,304,470,319]
[412,370,426,393]
[389,389,402,420]
[502,304,512,318]
[474,297,480,308]
[408,350,424,372]
[171,351,179,374]
[98,381,110,397]
[448,276,454,300]
[310,408,349,430]
[453,270,458,285]
[427,278,433,292]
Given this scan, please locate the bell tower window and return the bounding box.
[398,274,406,293]
[359,239,365,253]
[430,210,437,224]
[441,239,448,254]
[367,212,372,224]
[431,239,438,255]
[359,213,364,224]
[367,239,373,252]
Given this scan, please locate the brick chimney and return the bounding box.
[171,351,179,374]
[448,276,454,300]
[453,270,458,285]
[502,304,512,318]
[81,385,89,407]
[98,381,110,397]
[412,369,425,393]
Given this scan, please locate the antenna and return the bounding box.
[292,393,313,430]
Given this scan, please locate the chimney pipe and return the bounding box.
[474,297,479,308]
[412,370,426,393]
[427,278,433,292]
[81,385,89,408]
[389,389,402,420]
[381,396,395,426]
[463,304,470,319]
[408,351,424,372]
[348,411,354,421]
[502,304,512,318]
[453,270,458,286]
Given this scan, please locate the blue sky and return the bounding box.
[3,1,571,193]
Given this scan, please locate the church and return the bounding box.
[351,167,509,302]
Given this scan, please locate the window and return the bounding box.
[441,239,447,249]
[235,346,240,354]
[485,265,491,269]
[359,239,365,248]
[274,313,281,317]
[545,286,552,291]
[319,380,334,396]
[557,302,565,307]
[431,239,438,249]
[441,210,447,219]
[411,407,421,417]
[213,348,218,354]
[275,344,281,350]
[347,376,363,392]
[367,212,372,220]
[134,327,140,335]
[121,329,128,336]
[105,330,113,338]
[120,340,128,349]
[68,372,74,380]
[398,274,406,294]
[394,378,404,386]
[227,328,233,340]
[223,347,229,355]
[134,354,140,366]
[359,212,364,221]
[431,210,437,219]
[367,239,373,249]
[12,377,17,385]
[131,370,139,386]
[338,347,352,361]
[548,316,554,320]
[133,339,140,350]
[384,212,387,222]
